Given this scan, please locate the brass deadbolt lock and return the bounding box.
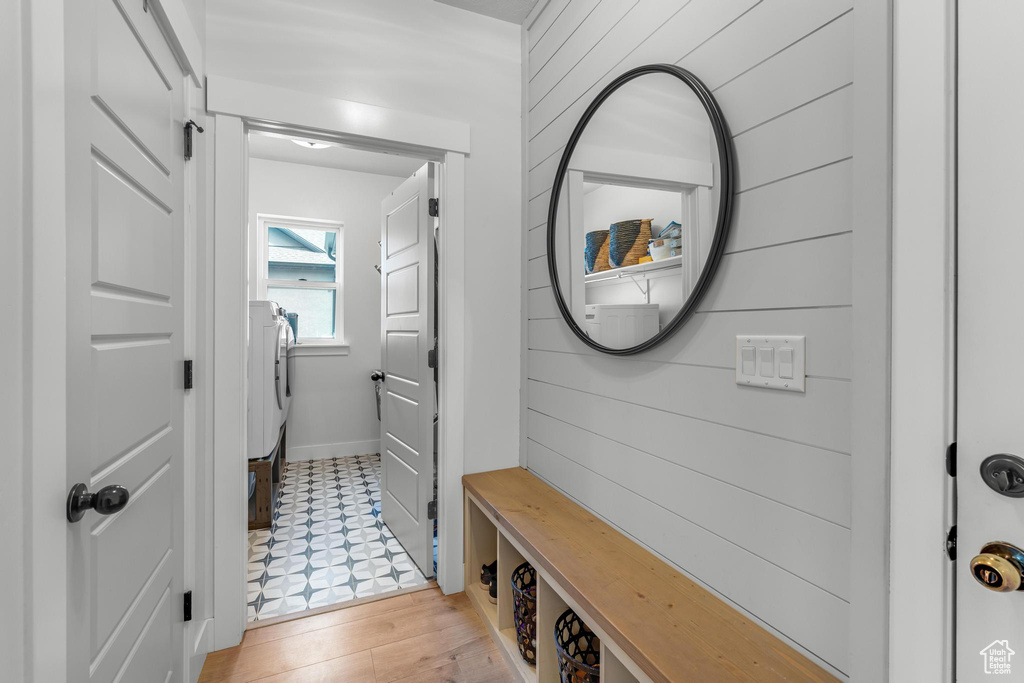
[971,542,1024,592]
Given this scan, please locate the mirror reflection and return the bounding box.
[550,71,725,350]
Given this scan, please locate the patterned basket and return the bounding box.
[554,609,600,683]
[511,562,538,665]
[608,218,653,268]
[584,230,610,274]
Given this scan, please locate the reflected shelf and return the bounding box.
[583,254,682,285]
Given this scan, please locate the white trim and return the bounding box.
[212,115,250,651]
[437,151,467,595]
[889,1,955,679]
[18,0,69,680]
[147,0,203,86]
[287,440,382,462]
[211,86,469,650]
[256,213,345,344]
[850,2,894,680]
[518,20,530,471]
[288,343,350,357]
[182,75,202,683]
[206,75,471,156]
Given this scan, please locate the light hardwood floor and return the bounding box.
[199,588,514,682]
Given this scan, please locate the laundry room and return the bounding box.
[245,130,438,623]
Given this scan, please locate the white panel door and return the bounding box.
[65,0,187,681]
[957,3,1024,680]
[380,164,436,577]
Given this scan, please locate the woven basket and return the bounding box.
[554,609,600,683]
[584,230,610,274]
[609,219,653,268]
[511,562,538,665]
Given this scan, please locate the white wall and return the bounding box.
[180,0,205,46]
[249,158,406,458]
[524,1,858,678]
[209,0,522,475]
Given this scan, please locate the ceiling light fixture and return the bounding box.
[292,139,331,150]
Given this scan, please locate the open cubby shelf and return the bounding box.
[464,490,641,683]
[463,468,838,683]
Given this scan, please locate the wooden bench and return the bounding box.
[463,468,838,683]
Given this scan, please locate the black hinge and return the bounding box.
[946,442,957,477]
[427,345,437,369]
[184,120,204,161]
[428,198,439,218]
[183,590,192,622]
[184,360,193,390]
[946,525,957,561]
[427,500,437,520]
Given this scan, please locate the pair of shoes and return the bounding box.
[479,560,496,589]
[480,560,499,605]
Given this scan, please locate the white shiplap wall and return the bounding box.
[523,1,855,677]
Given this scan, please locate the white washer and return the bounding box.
[584,303,660,347]
[248,300,293,460]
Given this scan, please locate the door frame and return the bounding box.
[207,75,471,650]
[13,1,204,681]
[889,0,957,680]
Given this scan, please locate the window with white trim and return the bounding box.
[257,215,343,343]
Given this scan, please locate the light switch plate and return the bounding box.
[735,335,805,392]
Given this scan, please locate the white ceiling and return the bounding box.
[433,0,541,24]
[248,132,424,178]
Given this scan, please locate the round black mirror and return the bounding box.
[546,64,735,354]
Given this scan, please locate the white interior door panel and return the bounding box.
[380,164,436,577]
[65,0,187,680]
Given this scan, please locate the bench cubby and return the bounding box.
[463,468,837,683]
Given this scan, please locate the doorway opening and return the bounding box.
[244,130,439,625]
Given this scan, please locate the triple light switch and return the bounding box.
[735,336,805,393]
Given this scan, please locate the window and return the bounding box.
[258,215,343,343]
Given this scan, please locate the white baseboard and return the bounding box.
[288,439,381,462]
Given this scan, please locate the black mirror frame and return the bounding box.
[545,64,735,355]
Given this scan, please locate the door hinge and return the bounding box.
[184,119,204,161]
[184,360,193,390]
[427,499,437,520]
[946,442,957,477]
[946,525,957,561]
[183,590,192,622]
[428,198,439,218]
[427,344,437,369]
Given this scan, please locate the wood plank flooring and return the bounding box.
[199,588,514,683]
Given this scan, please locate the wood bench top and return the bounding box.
[463,468,838,683]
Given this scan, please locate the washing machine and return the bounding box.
[248,300,294,460]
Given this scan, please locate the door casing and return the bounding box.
[889,0,957,680]
[207,76,470,651]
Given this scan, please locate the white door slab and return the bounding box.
[957,3,1024,680]
[65,0,187,680]
[380,164,436,577]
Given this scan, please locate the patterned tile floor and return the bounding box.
[247,453,429,623]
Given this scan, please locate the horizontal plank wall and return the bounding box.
[522,1,855,677]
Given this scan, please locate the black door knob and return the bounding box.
[981,454,1024,497]
[66,483,130,523]
[370,370,385,382]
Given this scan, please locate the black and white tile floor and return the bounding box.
[246,453,429,623]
